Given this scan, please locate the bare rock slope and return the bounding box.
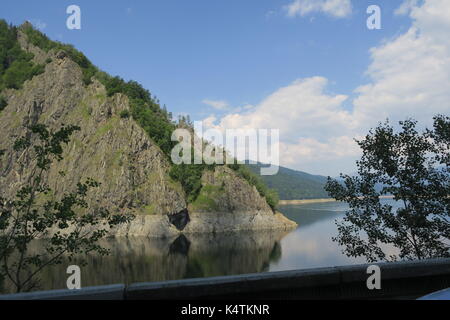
[0,30,297,237]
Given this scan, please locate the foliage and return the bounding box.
[19,23,177,157]
[119,109,130,119]
[16,22,198,199]
[169,151,215,202]
[0,95,7,111]
[102,76,214,202]
[0,20,44,91]
[325,116,450,262]
[21,23,55,52]
[190,185,223,212]
[21,23,97,85]
[247,163,329,200]
[2,60,44,90]
[127,90,175,156]
[0,123,133,293]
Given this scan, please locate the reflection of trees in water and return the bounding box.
[1,230,288,293]
[184,231,285,279]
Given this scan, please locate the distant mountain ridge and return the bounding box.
[247,163,330,200]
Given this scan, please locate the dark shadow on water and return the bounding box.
[169,234,190,255]
[1,229,291,293]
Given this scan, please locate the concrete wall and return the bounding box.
[1,258,449,300]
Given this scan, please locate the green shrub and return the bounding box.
[0,20,44,91]
[22,23,99,85]
[169,163,209,202]
[228,163,280,211]
[2,60,44,89]
[190,185,222,211]
[16,23,177,161]
[22,24,56,52]
[0,95,7,111]
[119,109,130,119]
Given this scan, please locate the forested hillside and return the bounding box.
[0,20,44,103]
[247,163,330,200]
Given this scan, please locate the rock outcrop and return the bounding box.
[0,29,297,237]
[185,166,297,233]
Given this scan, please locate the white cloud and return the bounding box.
[278,136,362,174]
[395,0,421,15]
[353,0,450,127]
[213,77,353,140]
[203,77,360,175]
[202,99,230,110]
[285,0,352,18]
[203,0,450,176]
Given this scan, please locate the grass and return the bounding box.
[190,185,223,212]
[142,204,157,215]
[92,116,119,140]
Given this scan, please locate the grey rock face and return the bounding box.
[0,37,186,222]
[186,166,297,232]
[0,31,297,237]
[199,166,273,213]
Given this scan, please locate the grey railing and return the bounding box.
[1,258,449,300]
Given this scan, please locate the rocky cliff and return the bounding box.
[0,27,297,237]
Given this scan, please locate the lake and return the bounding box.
[1,199,398,293]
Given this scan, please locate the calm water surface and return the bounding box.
[2,200,399,293]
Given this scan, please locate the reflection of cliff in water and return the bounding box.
[2,230,288,293]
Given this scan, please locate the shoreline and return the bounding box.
[279,199,336,205]
[279,195,395,206]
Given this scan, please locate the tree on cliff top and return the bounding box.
[0,124,133,293]
[326,115,449,262]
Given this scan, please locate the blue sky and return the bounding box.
[2,0,448,176]
[2,0,409,116]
